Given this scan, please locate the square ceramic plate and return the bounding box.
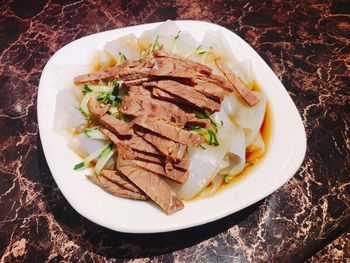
[37,20,306,233]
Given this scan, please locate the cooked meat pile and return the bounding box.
[75,50,258,214]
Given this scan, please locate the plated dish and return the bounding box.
[38,20,306,232]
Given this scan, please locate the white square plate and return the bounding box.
[37,20,306,233]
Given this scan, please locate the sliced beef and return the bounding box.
[118,165,184,214]
[133,116,204,147]
[150,57,198,79]
[215,58,260,106]
[151,88,212,122]
[119,95,188,126]
[167,158,190,171]
[132,150,189,172]
[123,78,151,87]
[193,81,225,101]
[111,59,151,81]
[100,128,134,159]
[186,115,209,128]
[135,129,186,161]
[118,158,163,175]
[101,127,166,161]
[117,58,154,80]
[152,88,185,103]
[133,150,164,164]
[128,134,161,155]
[86,174,146,200]
[153,50,212,75]
[197,73,234,92]
[128,85,152,96]
[152,81,223,107]
[145,80,221,112]
[74,53,209,85]
[101,169,144,194]
[118,68,151,81]
[165,166,189,184]
[119,159,188,184]
[74,58,154,84]
[88,96,134,139]
[100,114,134,138]
[88,98,111,118]
[74,67,117,84]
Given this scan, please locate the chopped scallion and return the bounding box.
[224,175,231,184]
[208,129,219,146]
[174,31,181,40]
[119,52,127,63]
[196,45,213,54]
[171,31,181,53]
[82,84,113,93]
[84,126,108,140]
[108,106,119,117]
[151,35,160,51]
[196,45,207,55]
[112,99,121,108]
[82,84,93,95]
[86,116,93,124]
[94,145,116,175]
[96,93,116,104]
[192,127,219,146]
[80,93,94,116]
[73,162,85,170]
[73,142,112,170]
[199,144,207,150]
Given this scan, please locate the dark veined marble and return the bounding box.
[307,231,350,262]
[0,0,349,262]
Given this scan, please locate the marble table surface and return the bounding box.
[0,0,349,262]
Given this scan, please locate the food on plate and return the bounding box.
[54,21,269,214]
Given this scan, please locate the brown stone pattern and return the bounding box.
[0,0,349,262]
[307,231,350,263]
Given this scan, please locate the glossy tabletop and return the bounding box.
[0,1,349,262]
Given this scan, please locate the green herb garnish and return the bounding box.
[174,31,181,40]
[86,116,93,124]
[195,110,222,133]
[208,129,219,146]
[95,80,124,107]
[108,106,120,117]
[73,142,113,172]
[196,45,207,55]
[196,45,213,55]
[111,98,120,108]
[119,52,127,63]
[82,84,93,95]
[73,162,85,170]
[111,79,120,88]
[151,35,160,51]
[224,175,231,184]
[192,127,219,146]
